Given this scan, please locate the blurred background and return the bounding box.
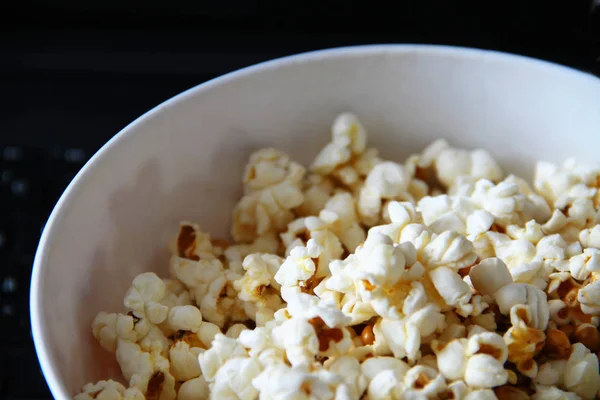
[1,0,600,398]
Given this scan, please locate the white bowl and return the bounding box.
[31,45,600,399]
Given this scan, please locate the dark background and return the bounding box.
[1,1,600,398]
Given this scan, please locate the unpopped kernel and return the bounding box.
[78,114,600,400]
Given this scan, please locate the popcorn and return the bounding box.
[430,140,503,188]
[578,280,600,315]
[92,312,121,352]
[569,249,600,281]
[115,339,176,400]
[73,380,144,400]
[495,283,550,331]
[564,343,600,399]
[422,230,478,270]
[242,148,305,193]
[197,334,248,382]
[169,338,202,382]
[178,377,209,400]
[418,194,494,237]
[296,174,336,217]
[167,306,202,333]
[211,357,261,400]
[325,356,368,398]
[252,365,343,400]
[232,181,305,243]
[468,257,513,297]
[311,112,367,175]
[358,161,413,226]
[532,386,582,400]
[175,222,221,261]
[320,192,366,252]
[80,114,600,400]
[124,273,169,325]
[403,365,448,398]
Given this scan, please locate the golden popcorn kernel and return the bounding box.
[543,329,571,359]
[574,324,600,353]
[360,324,375,346]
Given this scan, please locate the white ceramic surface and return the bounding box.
[31,45,600,399]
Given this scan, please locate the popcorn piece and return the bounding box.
[175,222,220,261]
[532,386,582,400]
[225,323,248,339]
[403,365,448,398]
[177,377,209,400]
[435,338,468,381]
[578,280,600,315]
[495,283,549,331]
[274,239,321,288]
[115,339,176,400]
[569,249,600,281]
[543,328,572,359]
[469,257,513,297]
[379,302,445,362]
[580,225,600,250]
[574,323,600,352]
[124,273,169,325]
[464,353,509,388]
[167,306,202,333]
[252,364,336,399]
[428,266,477,315]
[504,321,546,378]
[197,334,248,383]
[358,161,413,226]
[368,201,422,244]
[422,230,478,270]
[564,343,600,399]
[325,356,368,398]
[311,112,367,175]
[432,141,503,188]
[296,174,336,217]
[470,178,550,228]
[242,148,305,193]
[92,312,120,353]
[320,192,366,252]
[74,380,127,400]
[234,253,284,315]
[170,338,203,382]
[211,357,261,400]
[232,181,305,243]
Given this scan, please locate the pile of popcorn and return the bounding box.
[76,113,600,400]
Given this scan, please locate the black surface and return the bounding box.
[1,1,600,398]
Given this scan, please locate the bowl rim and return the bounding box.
[30,43,600,399]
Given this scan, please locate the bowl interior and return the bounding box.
[31,45,600,398]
